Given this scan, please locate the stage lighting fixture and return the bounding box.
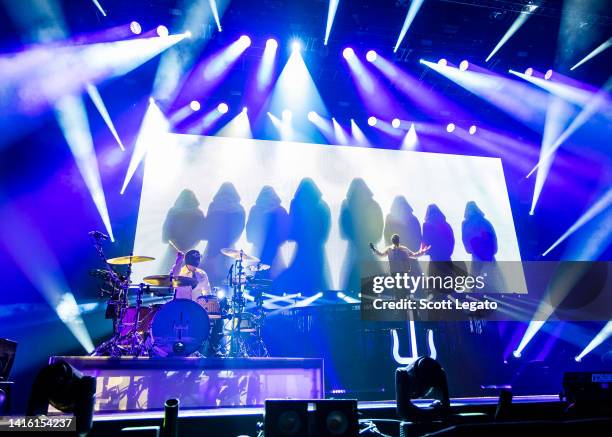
[27,360,96,435]
[525,67,533,76]
[367,116,377,126]
[459,60,469,71]
[392,118,401,128]
[130,21,142,35]
[396,356,450,421]
[184,30,192,39]
[469,125,477,135]
[242,106,248,113]
[307,111,317,122]
[266,38,278,50]
[446,122,455,133]
[366,50,377,63]
[342,47,355,59]
[437,58,447,67]
[217,289,225,299]
[282,109,292,120]
[291,40,302,53]
[239,35,252,47]
[217,102,229,114]
[545,69,553,80]
[512,350,521,358]
[190,100,200,111]
[156,25,169,37]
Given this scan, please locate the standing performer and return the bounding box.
[169,249,211,300]
[369,233,429,275]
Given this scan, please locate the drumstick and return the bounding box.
[168,240,182,254]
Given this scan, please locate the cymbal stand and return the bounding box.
[229,251,248,357]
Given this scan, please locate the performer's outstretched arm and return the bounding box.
[369,243,388,257]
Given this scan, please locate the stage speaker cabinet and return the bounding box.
[312,399,358,437]
[563,371,612,405]
[264,400,309,437]
[264,399,358,437]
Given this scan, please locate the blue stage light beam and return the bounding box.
[571,37,612,71]
[90,0,107,16]
[215,108,252,139]
[575,321,612,362]
[0,202,95,353]
[394,0,425,53]
[513,321,545,358]
[54,94,114,241]
[308,111,336,144]
[401,123,418,150]
[529,96,574,215]
[121,99,170,194]
[350,119,370,147]
[267,111,294,141]
[203,35,251,82]
[486,3,539,62]
[268,48,328,141]
[256,38,279,92]
[209,0,222,32]
[527,77,612,179]
[324,0,340,45]
[332,118,350,145]
[85,84,124,151]
[543,187,612,256]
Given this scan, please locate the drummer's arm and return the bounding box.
[199,271,212,296]
[169,251,185,276]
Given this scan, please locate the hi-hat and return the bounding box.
[247,263,270,272]
[143,275,197,288]
[107,255,155,265]
[220,248,260,263]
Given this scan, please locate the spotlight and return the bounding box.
[545,69,553,80]
[367,116,377,126]
[130,21,142,35]
[525,67,533,76]
[184,30,192,39]
[291,40,302,53]
[437,58,447,67]
[307,111,317,122]
[266,38,278,50]
[342,47,354,59]
[468,125,477,135]
[446,122,455,133]
[459,60,469,71]
[217,102,229,114]
[282,109,292,120]
[156,25,169,37]
[242,106,248,113]
[574,356,581,363]
[512,350,521,358]
[217,289,225,299]
[239,35,252,47]
[392,118,401,128]
[189,100,200,111]
[366,50,377,63]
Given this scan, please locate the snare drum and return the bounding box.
[196,295,221,319]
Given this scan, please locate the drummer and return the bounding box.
[169,249,211,300]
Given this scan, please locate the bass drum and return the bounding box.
[151,299,210,356]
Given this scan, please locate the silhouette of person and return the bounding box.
[422,204,455,261]
[339,178,384,293]
[161,189,206,272]
[246,186,290,278]
[384,196,422,252]
[462,201,497,262]
[202,182,246,286]
[277,178,331,293]
[462,201,505,292]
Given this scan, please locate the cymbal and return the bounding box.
[247,263,271,272]
[220,248,260,263]
[143,275,197,288]
[107,255,155,265]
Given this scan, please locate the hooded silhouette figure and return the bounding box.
[160,189,206,271]
[462,201,498,262]
[339,178,384,293]
[246,186,290,278]
[277,178,331,293]
[384,196,422,252]
[422,204,455,261]
[202,183,245,286]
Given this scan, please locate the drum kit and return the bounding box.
[89,232,272,358]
